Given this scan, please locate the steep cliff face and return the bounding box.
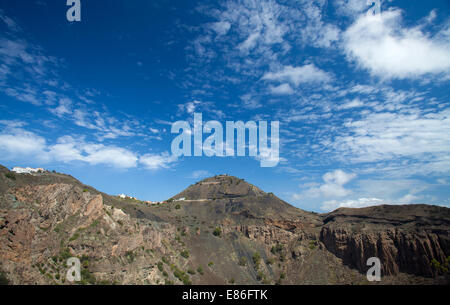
[320,206,450,278]
[0,178,178,285]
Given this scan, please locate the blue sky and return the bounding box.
[0,0,449,212]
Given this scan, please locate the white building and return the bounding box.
[12,167,46,174]
[118,194,126,199]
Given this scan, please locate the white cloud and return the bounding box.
[140,152,177,170]
[0,129,47,157]
[322,197,385,211]
[240,93,261,109]
[343,9,450,79]
[4,87,41,105]
[49,136,138,168]
[82,144,138,168]
[437,178,449,185]
[321,194,422,211]
[0,9,21,32]
[49,136,85,162]
[189,0,342,83]
[228,0,288,53]
[303,169,356,198]
[356,179,427,199]
[398,194,419,204]
[178,100,204,115]
[0,127,176,170]
[0,120,26,129]
[334,0,368,17]
[324,169,356,185]
[189,170,211,179]
[298,1,341,48]
[262,64,332,86]
[238,32,261,52]
[332,109,450,165]
[338,98,364,110]
[0,12,151,144]
[209,21,231,36]
[0,37,57,80]
[50,98,72,117]
[269,83,294,95]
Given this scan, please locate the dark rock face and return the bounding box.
[320,206,450,278]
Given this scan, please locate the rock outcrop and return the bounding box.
[320,205,450,277]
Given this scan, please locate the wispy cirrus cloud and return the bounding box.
[262,64,332,86]
[331,109,450,167]
[188,170,211,179]
[0,10,160,145]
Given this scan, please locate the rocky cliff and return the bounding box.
[320,205,450,278]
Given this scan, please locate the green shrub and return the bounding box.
[197,266,204,275]
[238,257,247,266]
[208,261,214,267]
[59,248,72,261]
[266,258,275,265]
[256,271,264,281]
[125,251,135,263]
[180,250,189,258]
[271,243,283,254]
[5,172,15,180]
[431,258,449,273]
[252,252,261,267]
[69,233,79,241]
[187,268,196,275]
[0,271,9,285]
[157,262,164,272]
[53,224,62,233]
[213,227,222,237]
[182,278,191,285]
[80,267,96,285]
[175,204,181,210]
[228,278,235,284]
[172,267,191,285]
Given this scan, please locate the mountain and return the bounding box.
[0,165,448,285]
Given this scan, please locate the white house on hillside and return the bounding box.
[12,167,46,174]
